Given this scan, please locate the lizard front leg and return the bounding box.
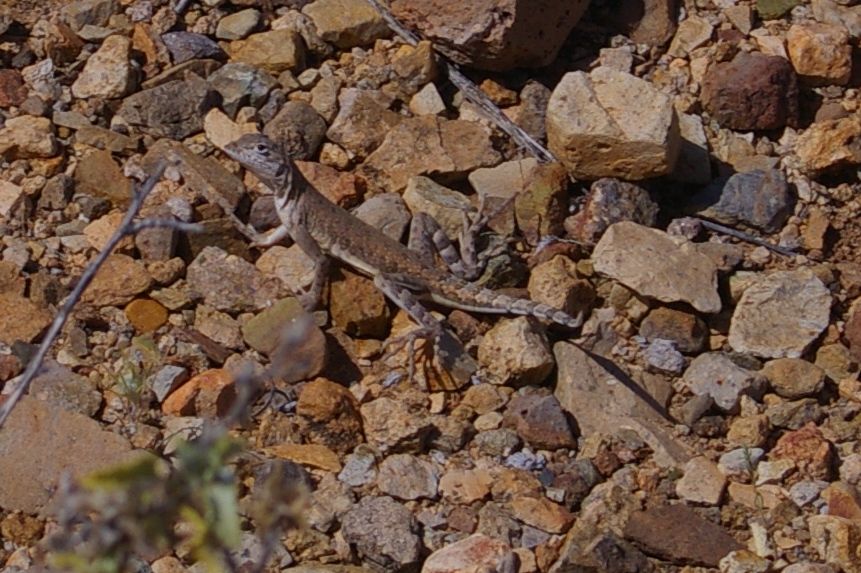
[289,225,330,311]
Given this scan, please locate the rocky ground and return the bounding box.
[1,0,861,571]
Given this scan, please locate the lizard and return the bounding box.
[223,133,582,382]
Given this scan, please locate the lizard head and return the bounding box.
[224,133,294,201]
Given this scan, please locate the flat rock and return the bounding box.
[639,306,707,354]
[728,268,831,359]
[554,341,691,467]
[593,222,721,313]
[390,0,589,72]
[513,162,568,245]
[215,8,262,40]
[75,149,133,207]
[82,253,153,307]
[502,392,576,450]
[689,168,792,234]
[115,77,218,139]
[71,34,135,99]
[761,358,826,399]
[0,395,135,514]
[186,246,285,313]
[361,396,433,454]
[547,67,680,180]
[402,176,475,241]
[242,299,326,379]
[623,505,743,567]
[329,268,390,338]
[161,32,224,64]
[361,115,501,193]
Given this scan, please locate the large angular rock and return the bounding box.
[115,77,218,139]
[547,67,680,180]
[71,34,135,99]
[302,0,390,48]
[592,222,721,313]
[390,0,589,72]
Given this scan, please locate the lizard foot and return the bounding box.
[380,326,441,389]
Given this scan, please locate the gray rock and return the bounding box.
[728,268,831,359]
[38,174,74,210]
[683,353,767,412]
[115,78,218,139]
[340,496,421,569]
[208,62,278,117]
[474,429,523,457]
[30,359,101,417]
[186,246,285,313]
[788,480,828,507]
[352,193,411,242]
[718,447,764,478]
[377,454,439,500]
[146,365,189,403]
[161,32,225,64]
[339,448,379,487]
[642,339,686,375]
[690,169,792,234]
[263,100,328,160]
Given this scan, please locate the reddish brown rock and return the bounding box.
[701,51,799,130]
[502,392,577,450]
[0,396,135,514]
[0,70,28,108]
[296,378,364,455]
[639,306,708,354]
[390,0,590,72]
[623,504,743,567]
[770,422,833,481]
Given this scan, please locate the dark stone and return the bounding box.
[623,505,743,567]
[115,77,218,139]
[502,391,577,450]
[207,62,278,117]
[38,174,74,210]
[565,178,659,245]
[689,169,792,234]
[639,307,708,354]
[701,51,799,130]
[161,31,225,64]
[263,100,328,160]
[340,496,421,569]
[0,69,28,108]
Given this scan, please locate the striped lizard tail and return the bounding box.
[430,278,583,329]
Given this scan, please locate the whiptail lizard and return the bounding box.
[224,133,581,382]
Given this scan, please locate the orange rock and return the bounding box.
[264,443,341,472]
[125,298,169,333]
[161,378,201,416]
[771,422,833,481]
[193,369,236,418]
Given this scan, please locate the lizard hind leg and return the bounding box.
[374,274,475,387]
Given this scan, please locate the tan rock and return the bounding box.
[795,116,861,174]
[329,268,390,338]
[229,28,305,74]
[808,515,861,573]
[71,34,135,99]
[422,534,514,573]
[0,116,58,159]
[265,443,342,473]
[508,496,574,534]
[438,468,493,504]
[527,255,595,323]
[676,456,727,505]
[478,317,554,387]
[302,0,389,48]
[547,67,680,180]
[787,22,852,86]
[82,253,153,307]
[0,292,53,345]
[297,378,364,455]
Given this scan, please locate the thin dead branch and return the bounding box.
[0,162,202,430]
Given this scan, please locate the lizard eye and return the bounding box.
[256,143,268,153]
